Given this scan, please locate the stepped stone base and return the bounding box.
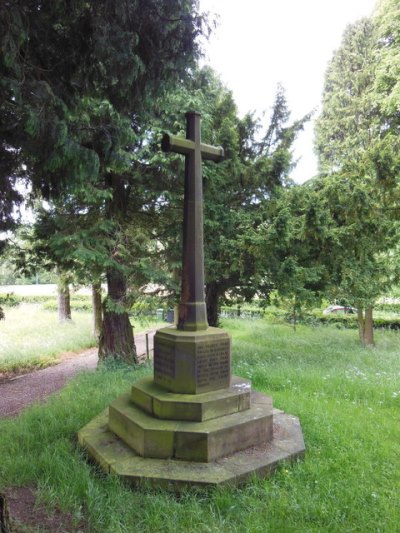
[109,388,273,462]
[78,408,304,490]
[78,324,305,490]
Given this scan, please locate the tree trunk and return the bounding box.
[98,267,137,364]
[57,275,71,322]
[292,300,297,332]
[92,281,103,338]
[206,281,221,327]
[357,306,375,346]
[364,306,375,346]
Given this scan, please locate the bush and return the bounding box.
[42,298,92,312]
[374,302,400,313]
[317,314,400,330]
[0,293,21,307]
[220,304,263,319]
[0,293,94,312]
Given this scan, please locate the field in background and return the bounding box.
[0,303,163,375]
[0,319,399,531]
[0,305,95,374]
[0,283,98,296]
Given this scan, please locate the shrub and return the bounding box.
[0,293,21,307]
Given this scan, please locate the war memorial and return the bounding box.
[78,112,305,489]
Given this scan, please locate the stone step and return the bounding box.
[78,408,305,490]
[108,390,273,463]
[131,376,251,422]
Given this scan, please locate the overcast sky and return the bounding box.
[198,0,378,182]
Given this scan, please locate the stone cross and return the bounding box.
[162,112,224,332]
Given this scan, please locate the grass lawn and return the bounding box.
[1,319,399,532]
[0,304,163,374]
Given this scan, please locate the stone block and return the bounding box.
[153,326,231,394]
[108,393,177,459]
[131,376,252,422]
[174,401,273,461]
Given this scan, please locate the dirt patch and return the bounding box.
[0,487,88,532]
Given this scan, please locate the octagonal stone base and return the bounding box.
[78,408,305,490]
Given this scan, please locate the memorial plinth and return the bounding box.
[78,112,305,490]
[153,327,231,394]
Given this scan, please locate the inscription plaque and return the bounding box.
[196,339,230,388]
[154,343,175,389]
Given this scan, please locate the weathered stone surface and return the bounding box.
[131,375,252,422]
[108,393,177,459]
[161,112,224,333]
[108,390,273,462]
[77,409,133,472]
[153,326,231,394]
[78,410,305,490]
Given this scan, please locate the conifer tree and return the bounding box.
[0,0,208,362]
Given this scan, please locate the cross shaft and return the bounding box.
[162,112,224,331]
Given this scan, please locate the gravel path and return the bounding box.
[0,329,156,418]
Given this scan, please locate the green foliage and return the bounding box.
[0,292,93,309]
[316,313,400,330]
[307,8,400,344]
[0,0,210,322]
[0,0,207,192]
[315,18,379,175]
[130,295,172,317]
[220,304,263,319]
[252,185,328,316]
[42,298,92,313]
[0,293,20,307]
[142,69,310,325]
[315,5,400,192]
[374,301,400,313]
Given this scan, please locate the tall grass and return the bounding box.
[0,304,163,374]
[0,319,399,532]
[0,304,96,373]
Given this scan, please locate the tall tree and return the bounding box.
[313,14,400,344]
[371,0,400,188]
[253,184,327,329]
[253,173,398,345]
[141,70,309,326]
[315,18,379,175]
[1,0,208,362]
[0,0,207,194]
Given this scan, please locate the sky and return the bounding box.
[198,0,378,183]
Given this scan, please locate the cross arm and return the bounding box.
[200,142,225,162]
[161,133,225,163]
[162,133,194,156]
